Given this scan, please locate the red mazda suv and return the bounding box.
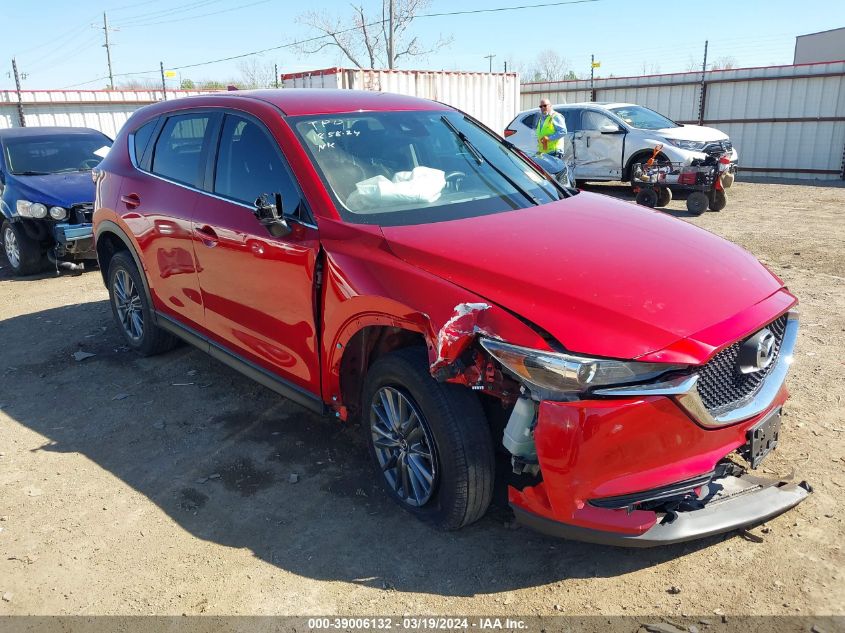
[92,89,810,546]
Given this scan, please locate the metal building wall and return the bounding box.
[521,61,845,180]
[282,67,521,134]
[0,90,211,139]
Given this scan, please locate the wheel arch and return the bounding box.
[95,220,155,320]
[332,319,431,422]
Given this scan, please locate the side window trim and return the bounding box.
[138,117,165,172]
[199,112,224,193]
[209,109,316,226]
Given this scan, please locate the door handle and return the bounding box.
[120,193,141,210]
[195,224,219,247]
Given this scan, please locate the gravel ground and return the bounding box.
[0,181,843,619]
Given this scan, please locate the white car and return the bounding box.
[504,102,738,183]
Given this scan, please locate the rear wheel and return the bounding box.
[635,188,658,208]
[708,189,727,211]
[362,347,495,530]
[686,191,709,215]
[107,251,178,356]
[2,220,43,276]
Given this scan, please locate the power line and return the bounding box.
[114,0,227,27]
[65,0,607,88]
[116,0,272,28]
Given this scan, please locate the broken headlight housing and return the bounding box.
[480,338,685,397]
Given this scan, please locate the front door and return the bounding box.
[191,113,321,395]
[572,110,625,180]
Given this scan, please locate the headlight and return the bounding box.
[666,139,707,151]
[49,206,67,220]
[480,338,686,396]
[16,200,48,218]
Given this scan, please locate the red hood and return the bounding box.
[381,192,784,359]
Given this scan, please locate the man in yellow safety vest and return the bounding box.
[536,99,567,154]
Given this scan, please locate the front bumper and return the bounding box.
[52,222,95,258]
[514,473,811,547]
[509,389,810,546]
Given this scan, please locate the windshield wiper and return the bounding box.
[13,170,50,176]
[440,116,539,205]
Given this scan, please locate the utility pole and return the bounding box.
[160,61,167,101]
[484,54,495,73]
[698,40,709,125]
[11,58,25,127]
[504,61,508,73]
[388,0,395,69]
[274,63,279,88]
[590,54,595,101]
[102,12,114,90]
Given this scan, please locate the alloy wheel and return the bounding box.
[370,386,438,507]
[3,226,20,269]
[113,269,144,341]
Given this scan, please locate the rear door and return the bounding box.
[118,111,215,330]
[190,111,322,395]
[571,109,625,180]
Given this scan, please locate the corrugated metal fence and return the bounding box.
[3,61,844,180]
[522,61,845,180]
[0,90,211,139]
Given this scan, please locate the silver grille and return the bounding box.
[696,315,788,415]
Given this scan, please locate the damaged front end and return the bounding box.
[428,304,811,547]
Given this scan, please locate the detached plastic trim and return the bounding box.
[513,476,811,548]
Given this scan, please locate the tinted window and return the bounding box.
[213,115,301,214]
[521,113,538,130]
[581,110,615,131]
[559,109,580,132]
[151,114,210,186]
[132,119,158,166]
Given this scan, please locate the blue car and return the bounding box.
[0,126,113,275]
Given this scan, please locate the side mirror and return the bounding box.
[599,123,623,134]
[253,192,291,238]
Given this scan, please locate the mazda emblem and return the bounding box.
[738,328,776,374]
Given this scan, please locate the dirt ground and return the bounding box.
[0,180,843,619]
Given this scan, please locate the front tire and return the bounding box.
[107,251,178,356]
[362,347,495,530]
[2,221,43,276]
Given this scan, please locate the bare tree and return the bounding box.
[237,58,277,88]
[710,56,737,70]
[117,78,159,90]
[295,0,451,69]
[530,49,572,82]
[685,54,700,72]
[640,61,661,75]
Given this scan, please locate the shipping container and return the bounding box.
[281,68,521,137]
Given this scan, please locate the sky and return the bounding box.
[2,0,844,91]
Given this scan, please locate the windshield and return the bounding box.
[291,111,567,226]
[4,133,112,175]
[609,106,678,130]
